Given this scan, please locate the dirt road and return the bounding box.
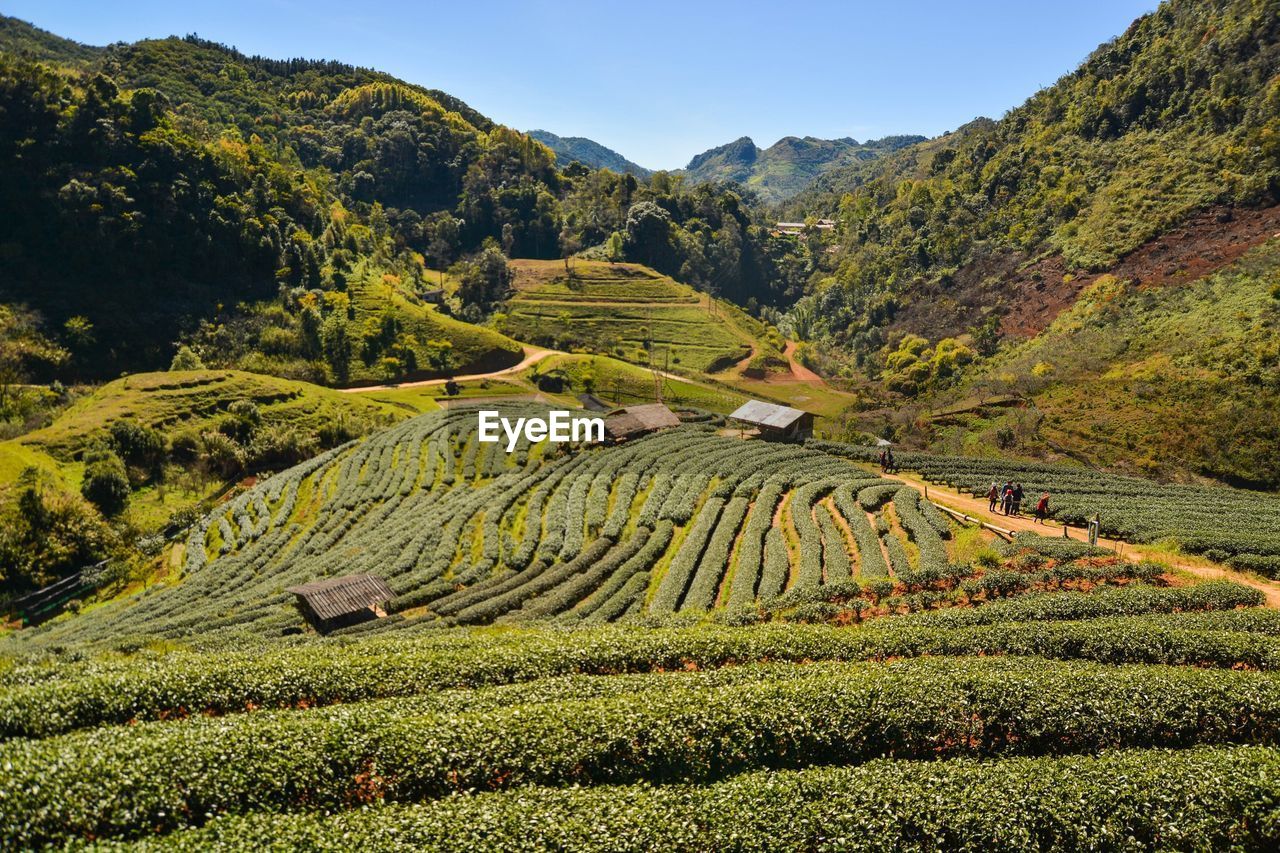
[879,467,1280,608]
[782,341,822,382]
[339,347,555,393]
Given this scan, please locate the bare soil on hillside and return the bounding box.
[892,203,1280,341]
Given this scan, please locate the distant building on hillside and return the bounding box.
[603,402,681,443]
[773,219,835,235]
[729,400,814,441]
[287,574,394,633]
[419,288,445,304]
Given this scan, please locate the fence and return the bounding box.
[6,560,109,627]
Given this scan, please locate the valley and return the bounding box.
[3,0,1280,847]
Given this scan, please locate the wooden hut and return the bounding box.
[287,574,394,632]
[603,402,681,442]
[728,400,814,441]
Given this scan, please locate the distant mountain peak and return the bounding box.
[527,130,651,177]
[679,133,925,202]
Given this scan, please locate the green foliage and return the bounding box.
[790,0,1280,382]
[11,655,1280,844]
[814,439,1280,562]
[136,746,1280,851]
[168,346,204,371]
[0,468,112,591]
[79,443,129,516]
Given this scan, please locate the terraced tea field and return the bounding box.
[7,404,1280,847]
[815,442,1280,576]
[504,260,756,373]
[9,404,1264,649]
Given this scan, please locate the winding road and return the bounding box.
[338,346,556,393]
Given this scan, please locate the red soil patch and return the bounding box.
[1001,204,1280,337]
[890,204,1280,341]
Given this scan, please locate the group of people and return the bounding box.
[987,480,1051,522]
[877,448,896,472]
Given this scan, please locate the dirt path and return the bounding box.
[877,468,1280,608]
[339,346,555,393]
[782,341,822,382]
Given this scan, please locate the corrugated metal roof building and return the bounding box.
[287,574,394,632]
[728,400,814,441]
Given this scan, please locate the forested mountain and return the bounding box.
[679,134,926,203]
[0,17,802,384]
[0,16,99,65]
[3,0,1279,491]
[786,0,1280,487]
[527,130,651,176]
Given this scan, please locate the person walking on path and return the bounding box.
[1001,481,1014,515]
[1012,483,1025,516]
[885,448,895,473]
[1035,492,1050,523]
[987,482,1000,513]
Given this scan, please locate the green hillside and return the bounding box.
[15,404,1276,647]
[7,2,1280,846]
[925,237,1280,488]
[778,0,1280,486]
[0,369,432,593]
[20,370,414,461]
[527,129,652,176]
[503,260,758,373]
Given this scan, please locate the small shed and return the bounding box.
[420,288,445,303]
[287,574,394,632]
[729,400,815,441]
[603,402,681,442]
[578,392,611,412]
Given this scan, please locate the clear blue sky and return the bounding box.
[7,0,1158,170]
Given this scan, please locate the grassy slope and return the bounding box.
[526,353,751,413]
[503,260,753,373]
[933,238,1280,484]
[20,370,419,462]
[0,369,436,535]
[344,262,523,383]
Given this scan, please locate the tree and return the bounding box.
[623,201,674,270]
[170,346,205,371]
[453,242,513,314]
[81,444,130,517]
[423,338,454,372]
[0,467,113,592]
[426,212,463,286]
[0,305,66,414]
[320,315,352,383]
[559,222,582,273]
[605,231,624,263]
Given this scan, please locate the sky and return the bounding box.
[6,0,1159,170]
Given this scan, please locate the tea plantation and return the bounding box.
[5,404,1280,849]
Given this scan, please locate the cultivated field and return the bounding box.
[6,404,1280,846]
[504,261,755,373]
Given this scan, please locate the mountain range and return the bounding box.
[527,129,929,202]
[2,0,1280,496]
[678,134,926,202]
